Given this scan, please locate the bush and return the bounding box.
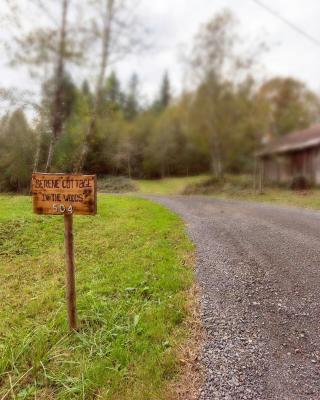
[183,176,223,194]
[290,175,311,191]
[183,174,253,195]
[98,176,137,193]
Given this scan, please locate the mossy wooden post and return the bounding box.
[64,213,77,331]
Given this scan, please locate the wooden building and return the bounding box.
[257,124,320,187]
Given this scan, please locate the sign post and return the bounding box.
[64,213,77,330]
[31,173,97,331]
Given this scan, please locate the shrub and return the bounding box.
[290,175,311,191]
[183,174,253,195]
[98,176,137,193]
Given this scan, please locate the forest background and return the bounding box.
[1,1,320,192]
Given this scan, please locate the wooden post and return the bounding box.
[254,157,257,194]
[259,158,264,194]
[64,213,77,331]
[32,173,97,329]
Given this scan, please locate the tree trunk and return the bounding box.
[75,0,115,173]
[127,155,131,178]
[33,132,41,172]
[211,140,223,178]
[161,162,165,179]
[45,138,56,172]
[45,0,69,172]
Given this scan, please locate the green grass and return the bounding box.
[0,194,194,399]
[213,188,320,210]
[136,174,320,211]
[181,173,320,210]
[135,175,210,195]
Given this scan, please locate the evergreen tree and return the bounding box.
[103,71,124,111]
[153,71,171,112]
[159,71,171,110]
[81,80,91,97]
[124,73,140,120]
[0,109,36,192]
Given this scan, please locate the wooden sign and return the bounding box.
[31,172,97,331]
[32,173,97,216]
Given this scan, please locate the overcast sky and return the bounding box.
[2,0,320,104]
[120,0,320,102]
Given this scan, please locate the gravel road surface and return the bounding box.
[148,196,320,400]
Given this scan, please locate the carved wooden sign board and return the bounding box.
[32,173,97,215]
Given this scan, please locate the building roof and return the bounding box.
[258,124,320,156]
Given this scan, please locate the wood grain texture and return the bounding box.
[64,213,78,331]
[32,173,97,215]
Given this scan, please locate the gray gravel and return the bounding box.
[147,196,320,400]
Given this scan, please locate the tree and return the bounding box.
[42,73,78,129]
[153,71,171,112]
[46,0,70,171]
[188,9,262,177]
[144,101,207,178]
[124,73,140,120]
[0,109,36,192]
[81,80,92,99]
[258,77,320,137]
[76,0,146,172]
[114,123,136,177]
[6,0,87,171]
[103,71,124,111]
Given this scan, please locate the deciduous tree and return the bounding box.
[258,77,320,137]
[6,0,86,171]
[77,0,146,172]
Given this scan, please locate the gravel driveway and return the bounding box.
[148,196,320,400]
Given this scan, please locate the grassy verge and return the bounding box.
[183,174,320,210]
[213,188,320,210]
[134,176,210,196]
[0,194,194,399]
[97,174,320,211]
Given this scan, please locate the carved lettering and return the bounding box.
[32,173,97,215]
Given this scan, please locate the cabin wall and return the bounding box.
[262,155,291,185]
[290,149,313,182]
[262,145,320,186]
[313,148,320,185]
